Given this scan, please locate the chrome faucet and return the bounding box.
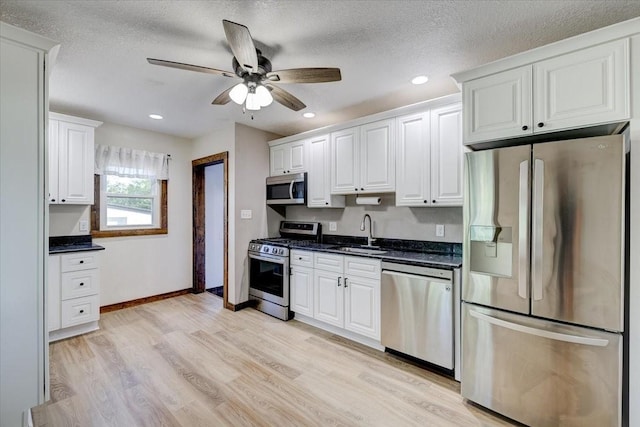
[360,214,376,247]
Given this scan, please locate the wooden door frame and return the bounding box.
[192,152,231,310]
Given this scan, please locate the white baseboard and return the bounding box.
[293,313,384,351]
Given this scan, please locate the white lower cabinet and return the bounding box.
[48,251,101,341]
[291,250,381,342]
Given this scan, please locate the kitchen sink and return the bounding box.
[336,247,387,255]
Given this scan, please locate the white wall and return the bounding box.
[286,194,463,243]
[628,33,639,427]
[205,163,223,288]
[92,122,192,305]
[49,204,90,236]
[234,123,278,303]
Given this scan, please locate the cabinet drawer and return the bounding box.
[61,269,99,300]
[61,252,99,272]
[61,295,100,327]
[291,250,314,268]
[314,253,344,273]
[345,256,381,279]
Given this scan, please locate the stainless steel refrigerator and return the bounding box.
[462,135,626,427]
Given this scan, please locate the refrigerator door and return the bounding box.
[462,303,622,427]
[463,145,531,314]
[531,135,624,331]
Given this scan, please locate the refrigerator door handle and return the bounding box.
[518,160,529,299]
[532,158,544,301]
[469,310,609,347]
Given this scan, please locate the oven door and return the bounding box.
[248,252,289,306]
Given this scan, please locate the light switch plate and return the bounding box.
[435,224,445,237]
[240,209,252,219]
[329,221,337,232]
[79,220,89,232]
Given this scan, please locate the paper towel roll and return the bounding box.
[355,196,381,205]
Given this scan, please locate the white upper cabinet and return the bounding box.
[331,119,395,195]
[462,39,629,145]
[307,134,345,208]
[395,112,431,206]
[533,39,629,133]
[359,119,395,193]
[430,103,463,205]
[330,127,359,193]
[463,66,532,144]
[269,139,307,176]
[49,113,102,205]
[395,102,463,207]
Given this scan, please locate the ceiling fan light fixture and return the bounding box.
[229,82,249,104]
[245,92,261,110]
[411,75,429,85]
[255,84,273,107]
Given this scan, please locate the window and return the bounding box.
[91,145,169,237]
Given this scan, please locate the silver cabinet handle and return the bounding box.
[470,310,608,347]
[532,158,544,301]
[518,160,530,300]
[337,276,342,287]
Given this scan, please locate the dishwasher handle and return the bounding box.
[382,269,452,285]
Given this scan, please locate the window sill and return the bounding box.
[91,228,168,238]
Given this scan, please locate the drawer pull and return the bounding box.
[344,278,348,288]
[79,282,84,286]
[79,260,84,264]
[79,309,85,314]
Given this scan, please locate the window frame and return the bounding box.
[91,174,168,238]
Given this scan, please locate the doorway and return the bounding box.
[192,152,230,309]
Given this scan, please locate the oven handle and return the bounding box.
[248,252,287,264]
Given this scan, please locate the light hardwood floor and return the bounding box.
[33,293,519,426]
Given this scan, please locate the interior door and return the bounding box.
[463,145,531,314]
[531,135,624,331]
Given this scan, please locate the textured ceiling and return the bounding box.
[1,1,639,139]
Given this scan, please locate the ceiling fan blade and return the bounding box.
[222,20,259,73]
[211,86,234,105]
[147,58,236,78]
[266,84,306,111]
[266,68,342,84]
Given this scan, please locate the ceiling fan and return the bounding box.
[147,19,342,112]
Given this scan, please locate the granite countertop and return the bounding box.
[49,235,105,254]
[289,237,462,270]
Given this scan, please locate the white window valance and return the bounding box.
[95,144,169,180]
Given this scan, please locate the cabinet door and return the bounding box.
[463,66,532,144]
[48,255,61,332]
[48,120,59,204]
[395,112,431,206]
[330,127,359,194]
[307,134,344,208]
[360,119,395,192]
[431,104,464,206]
[270,144,288,176]
[314,269,344,328]
[533,39,630,133]
[290,266,314,317]
[344,275,380,340]
[288,140,306,173]
[58,121,94,204]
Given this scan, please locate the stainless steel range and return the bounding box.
[248,221,320,320]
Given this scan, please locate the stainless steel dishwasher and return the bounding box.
[381,262,454,370]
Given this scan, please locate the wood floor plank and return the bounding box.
[33,293,519,427]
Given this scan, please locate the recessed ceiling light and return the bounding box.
[149,114,163,120]
[411,75,429,85]
[303,112,316,119]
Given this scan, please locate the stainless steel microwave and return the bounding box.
[266,172,307,205]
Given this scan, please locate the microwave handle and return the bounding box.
[289,180,294,200]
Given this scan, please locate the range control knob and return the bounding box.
[278,248,284,255]
[271,247,277,254]
[262,246,269,253]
